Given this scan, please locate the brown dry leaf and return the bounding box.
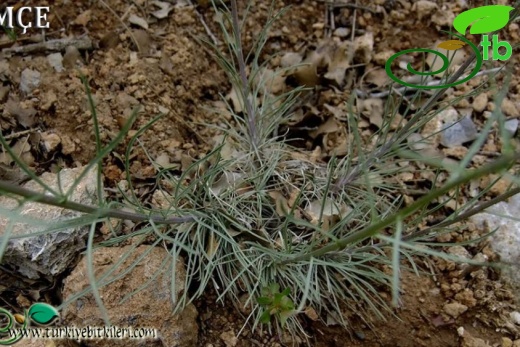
[287,187,302,211]
[226,86,243,113]
[412,0,438,21]
[73,10,92,26]
[152,190,173,209]
[206,232,219,259]
[283,108,305,126]
[155,152,177,169]
[268,191,291,217]
[309,116,341,138]
[181,153,193,172]
[213,135,241,162]
[365,68,390,88]
[4,98,37,128]
[292,62,319,87]
[280,52,303,68]
[304,307,319,321]
[11,137,33,166]
[306,198,351,225]
[324,42,352,86]
[254,67,285,94]
[323,103,346,121]
[151,1,174,19]
[128,14,149,30]
[354,32,374,64]
[323,130,349,156]
[133,30,152,53]
[292,44,330,87]
[360,98,384,128]
[210,171,245,196]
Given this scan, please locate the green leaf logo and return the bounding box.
[28,303,59,325]
[453,5,514,35]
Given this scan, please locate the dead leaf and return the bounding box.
[269,191,291,217]
[206,233,219,259]
[309,117,341,138]
[73,10,92,26]
[128,14,149,30]
[324,42,352,86]
[151,1,174,19]
[213,135,241,162]
[210,171,245,195]
[304,307,319,321]
[360,98,384,128]
[4,99,37,128]
[354,32,374,64]
[306,198,351,225]
[155,152,177,169]
[365,68,390,88]
[254,67,285,95]
[323,103,346,121]
[160,53,175,76]
[323,131,349,156]
[226,86,243,113]
[132,29,152,53]
[292,44,330,87]
[280,52,303,68]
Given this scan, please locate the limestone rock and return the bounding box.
[0,167,98,279]
[62,245,198,347]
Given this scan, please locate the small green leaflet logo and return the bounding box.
[0,303,59,345]
[385,5,515,89]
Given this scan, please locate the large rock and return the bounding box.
[0,167,98,279]
[470,194,520,287]
[61,245,198,347]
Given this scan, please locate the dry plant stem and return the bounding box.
[280,153,520,264]
[1,36,93,55]
[0,180,194,224]
[230,0,258,150]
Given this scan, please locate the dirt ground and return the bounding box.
[1,0,520,346]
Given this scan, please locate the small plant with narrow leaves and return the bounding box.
[1,25,17,41]
[257,284,296,327]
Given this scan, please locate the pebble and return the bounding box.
[441,116,478,147]
[41,132,61,152]
[505,119,519,136]
[412,0,438,21]
[472,93,488,113]
[333,27,350,37]
[502,98,520,117]
[510,311,520,325]
[47,53,64,72]
[20,68,41,94]
[503,338,513,347]
[443,302,468,318]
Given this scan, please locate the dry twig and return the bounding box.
[1,36,93,55]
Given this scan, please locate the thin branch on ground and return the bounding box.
[0,180,194,224]
[1,36,93,55]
